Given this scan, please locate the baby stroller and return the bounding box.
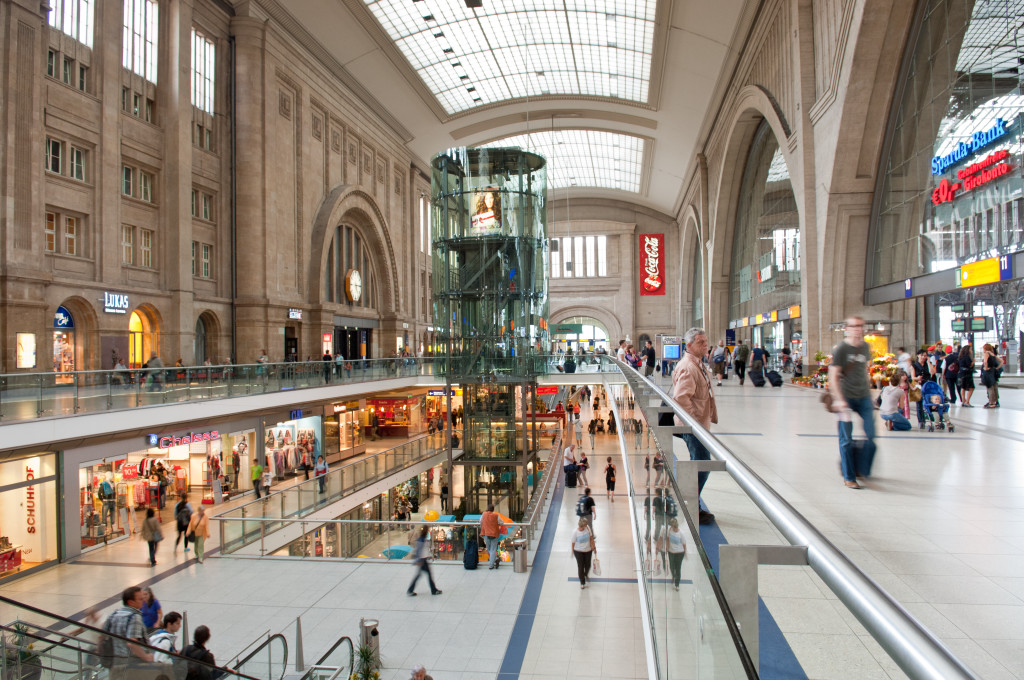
[921,381,955,432]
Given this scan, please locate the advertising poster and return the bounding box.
[639,233,666,295]
[470,189,502,235]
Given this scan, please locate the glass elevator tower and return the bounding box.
[431,147,550,518]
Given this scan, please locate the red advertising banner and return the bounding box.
[639,233,666,295]
[536,386,559,395]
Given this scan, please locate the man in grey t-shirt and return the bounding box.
[827,315,876,489]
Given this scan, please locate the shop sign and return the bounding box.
[25,465,36,535]
[537,386,558,395]
[102,292,130,314]
[288,308,303,320]
[788,305,801,319]
[639,233,665,295]
[54,306,74,328]
[553,323,583,334]
[932,151,1013,205]
[121,464,139,479]
[757,265,774,283]
[931,118,1010,175]
[146,430,220,449]
[290,409,305,419]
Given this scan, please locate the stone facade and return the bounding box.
[0,0,435,372]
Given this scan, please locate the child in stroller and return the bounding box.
[921,380,955,432]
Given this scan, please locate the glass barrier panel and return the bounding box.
[233,633,288,680]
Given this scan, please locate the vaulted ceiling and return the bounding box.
[271,0,755,215]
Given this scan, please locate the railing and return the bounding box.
[0,594,262,680]
[217,431,461,554]
[0,355,619,422]
[618,361,979,679]
[232,633,289,680]
[298,635,354,680]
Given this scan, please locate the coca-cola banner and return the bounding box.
[639,233,666,296]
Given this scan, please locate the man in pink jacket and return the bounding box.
[671,327,718,525]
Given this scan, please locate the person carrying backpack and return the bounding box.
[174,493,193,552]
[576,487,597,538]
[733,340,750,385]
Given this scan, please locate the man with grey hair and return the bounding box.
[410,664,433,680]
[671,327,718,524]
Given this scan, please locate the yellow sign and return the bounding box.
[958,257,1001,288]
[789,305,801,319]
[770,310,778,322]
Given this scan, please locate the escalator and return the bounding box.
[0,594,286,680]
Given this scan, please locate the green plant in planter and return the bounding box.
[3,623,42,680]
[349,642,380,680]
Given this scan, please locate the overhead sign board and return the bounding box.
[955,255,1013,288]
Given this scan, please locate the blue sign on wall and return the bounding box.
[54,306,74,329]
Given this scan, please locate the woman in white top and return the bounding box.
[879,375,911,431]
[570,518,595,589]
[657,518,687,590]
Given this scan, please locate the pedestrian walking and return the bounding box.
[480,504,504,570]
[733,339,750,385]
[186,506,211,563]
[174,494,193,552]
[314,455,328,494]
[570,518,595,589]
[588,418,597,451]
[657,518,687,590]
[604,457,616,502]
[407,527,442,596]
[140,508,162,566]
[251,460,263,498]
[827,315,876,489]
[576,487,596,538]
[261,466,273,497]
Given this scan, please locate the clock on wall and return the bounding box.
[345,269,362,302]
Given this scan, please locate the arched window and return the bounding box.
[323,224,377,310]
[728,120,800,323]
[194,316,207,365]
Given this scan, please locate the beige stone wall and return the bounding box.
[674,0,921,358]
[0,0,423,371]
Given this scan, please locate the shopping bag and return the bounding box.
[592,556,601,576]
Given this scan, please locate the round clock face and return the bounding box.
[346,269,362,302]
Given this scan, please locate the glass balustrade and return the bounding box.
[0,356,612,422]
[232,633,289,680]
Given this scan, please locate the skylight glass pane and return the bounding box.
[363,0,658,114]
[481,129,645,192]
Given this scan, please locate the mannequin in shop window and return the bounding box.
[99,472,117,532]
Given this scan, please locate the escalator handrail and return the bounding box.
[232,632,288,678]
[298,634,354,679]
[629,362,979,680]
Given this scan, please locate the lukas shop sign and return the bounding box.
[639,233,665,296]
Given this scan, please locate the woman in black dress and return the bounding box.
[958,346,976,407]
[604,457,616,502]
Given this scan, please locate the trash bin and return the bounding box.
[359,617,380,659]
[512,538,528,573]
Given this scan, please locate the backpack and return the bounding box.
[175,502,191,528]
[664,496,678,517]
[576,496,589,516]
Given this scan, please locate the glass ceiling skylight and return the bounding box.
[362,0,657,115]
[480,129,645,192]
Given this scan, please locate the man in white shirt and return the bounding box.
[616,340,627,361]
[148,612,182,664]
[896,347,911,377]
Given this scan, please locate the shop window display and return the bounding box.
[0,454,58,580]
[264,416,321,480]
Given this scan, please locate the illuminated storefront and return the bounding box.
[0,453,59,580]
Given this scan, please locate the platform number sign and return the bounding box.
[904,278,913,298]
[999,255,1013,281]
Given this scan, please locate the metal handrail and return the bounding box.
[298,635,354,680]
[636,368,978,680]
[232,632,288,679]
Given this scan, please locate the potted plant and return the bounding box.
[350,642,380,680]
[2,623,42,680]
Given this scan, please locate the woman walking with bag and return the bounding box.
[141,508,163,566]
[186,507,211,563]
[577,452,590,486]
[570,518,595,589]
[657,518,687,590]
[958,345,976,407]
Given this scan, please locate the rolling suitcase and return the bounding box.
[565,467,578,488]
[463,538,479,570]
[766,370,783,387]
[750,369,766,387]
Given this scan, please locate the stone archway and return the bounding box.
[53,295,99,372]
[194,310,222,365]
[308,186,399,315]
[549,305,623,348]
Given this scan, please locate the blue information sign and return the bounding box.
[999,254,1013,281]
[904,278,913,298]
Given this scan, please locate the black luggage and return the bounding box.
[565,468,578,488]
[463,538,479,570]
[766,370,783,387]
[750,369,766,387]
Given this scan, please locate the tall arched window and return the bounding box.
[728,120,800,324]
[194,316,207,364]
[323,224,377,309]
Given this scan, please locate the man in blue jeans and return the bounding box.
[671,327,719,524]
[827,315,876,489]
